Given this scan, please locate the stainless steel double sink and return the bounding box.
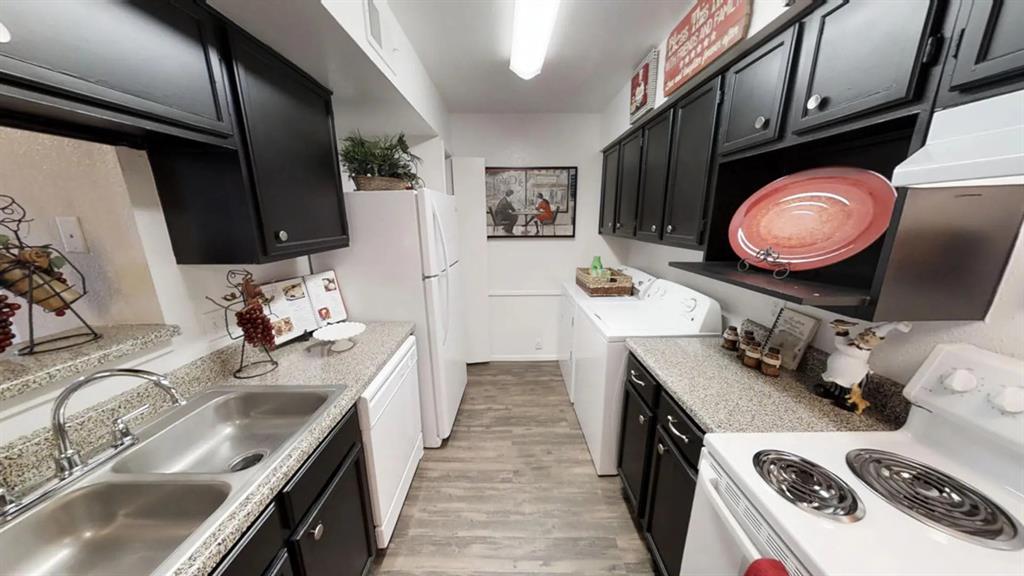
[0,385,341,575]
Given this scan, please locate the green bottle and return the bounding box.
[590,256,604,277]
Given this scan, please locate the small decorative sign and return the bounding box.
[629,48,658,124]
[663,0,751,98]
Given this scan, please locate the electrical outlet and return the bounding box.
[56,216,88,253]
[534,338,543,351]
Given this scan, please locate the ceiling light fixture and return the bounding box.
[509,0,561,80]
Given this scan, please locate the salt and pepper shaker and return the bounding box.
[722,326,739,351]
[743,344,762,370]
[761,346,782,377]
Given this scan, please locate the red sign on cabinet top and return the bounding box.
[663,0,751,98]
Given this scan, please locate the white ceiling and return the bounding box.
[390,0,686,113]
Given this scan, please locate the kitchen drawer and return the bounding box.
[657,393,704,469]
[211,503,288,576]
[279,407,361,529]
[625,355,659,409]
[290,442,376,576]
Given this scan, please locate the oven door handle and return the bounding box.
[699,466,762,563]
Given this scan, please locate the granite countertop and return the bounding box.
[0,323,181,403]
[168,321,415,576]
[0,321,414,576]
[626,336,905,434]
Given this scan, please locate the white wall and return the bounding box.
[0,128,163,338]
[601,0,790,143]
[448,113,618,360]
[321,0,450,142]
[0,143,309,441]
[597,0,1024,384]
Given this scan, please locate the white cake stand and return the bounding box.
[312,321,366,353]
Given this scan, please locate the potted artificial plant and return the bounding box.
[339,132,423,191]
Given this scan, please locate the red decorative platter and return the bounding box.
[729,167,897,272]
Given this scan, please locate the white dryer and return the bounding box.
[569,278,721,476]
[558,266,656,403]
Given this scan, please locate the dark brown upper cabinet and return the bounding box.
[615,131,644,238]
[719,27,797,154]
[229,29,349,260]
[663,79,721,249]
[148,25,349,265]
[0,0,233,139]
[789,0,935,133]
[636,111,674,243]
[599,147,621,235]
[947,0,1024,92]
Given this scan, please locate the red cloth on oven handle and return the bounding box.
[744,558,789,576]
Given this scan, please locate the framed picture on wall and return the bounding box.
[485,167,577,238]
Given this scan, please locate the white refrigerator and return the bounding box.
[312,188,467,448]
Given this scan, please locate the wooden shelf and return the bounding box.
[669,261,872,308]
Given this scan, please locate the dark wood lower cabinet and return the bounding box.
[290,443,376,576]
[213,408,375,576]
[617,383,656,519]
[618,354,704,576]
[644,427,698,576]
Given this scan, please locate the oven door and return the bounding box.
[681,455,763,575]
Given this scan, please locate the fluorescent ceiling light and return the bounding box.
[509,0,561,80]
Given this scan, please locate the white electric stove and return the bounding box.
[682,343,1024,576]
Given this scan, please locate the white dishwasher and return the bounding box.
[357,335,423,548]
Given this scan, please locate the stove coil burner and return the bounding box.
[847,449,1024,551]
[753,450,865,522]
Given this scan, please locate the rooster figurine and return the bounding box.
[814,320,912,413]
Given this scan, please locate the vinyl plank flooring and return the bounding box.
[373,362,654,575]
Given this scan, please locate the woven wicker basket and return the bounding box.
[352,175,411,191]
[575,267,633,297]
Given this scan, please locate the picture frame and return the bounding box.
[485,167,577,238]
[630,48,658,124]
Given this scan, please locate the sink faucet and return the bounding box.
[52,369,185,479]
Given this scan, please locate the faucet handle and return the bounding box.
[111,404,150,448]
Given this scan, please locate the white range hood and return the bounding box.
[870,89,1024,321]
[893,89,1024,187]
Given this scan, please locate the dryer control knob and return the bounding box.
[943,369,977,393]
[992,387,1024,415]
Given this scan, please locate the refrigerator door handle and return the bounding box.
[431,197,452,345]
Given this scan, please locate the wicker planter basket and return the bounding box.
[352,175,411,191]
[575,267,633,297]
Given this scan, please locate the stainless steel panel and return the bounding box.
[875,184,1024,320]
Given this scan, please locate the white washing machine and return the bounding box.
[567,278,721,476]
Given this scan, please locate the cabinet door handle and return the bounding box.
[628,369,646,387]
[309,522,325,541]
[666,415,691,444]
[657,443,665,455]
[753,115,768,130]
[638,414,646,425]
[666,224,673,234]
[615,222,622,230]
[275,229,289,242]
[806,94,824,110]
[650,224,657,232]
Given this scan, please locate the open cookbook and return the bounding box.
[231,270,347,346]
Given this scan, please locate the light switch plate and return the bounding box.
[56,216,88,253]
